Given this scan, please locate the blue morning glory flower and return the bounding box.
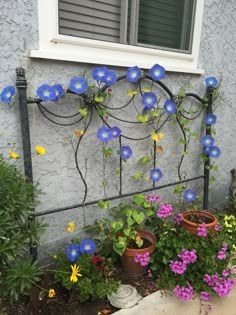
[203,146,211,155]
[142,92,157,109]
[183,189,197,202]
[104,70,117,86]
[97,127,113,142]
[66,243,81,262]
[69,77,88,95]
[52,84,64,101]
[150,168,163,182]
[80,239,96,254]
[205,76,219,87]
[149,64,165,81]
[92,67,109,81]
[164,99,177,114]
[0,86,16,103]
[204,114,217,125]
[209,146,221,158]
[201,135,215,147]
[36,84,56,101]
[126,66,142,82]
[110,127,121,138]
[120,145,132,159]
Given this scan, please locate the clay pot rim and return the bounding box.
[182,210,217,227]
[123,228,156,256]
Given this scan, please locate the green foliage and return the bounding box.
[0,156,45,302]
[54,250,119,302]
[96,194,155,256]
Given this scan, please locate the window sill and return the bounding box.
[30,47,204,75]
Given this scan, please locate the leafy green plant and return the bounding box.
[96,194,155,256]
[0,155,45,302]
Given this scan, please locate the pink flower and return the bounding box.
[134,252,150,266]
[157,203,173,218]
[217,250,226,260]
[173,284,193,301]
[178,249,197,264]
[200,291,211,301]
[169,260,187,274]
[197,223,207,237]
[214,224,222,231]
[174,213,183,225]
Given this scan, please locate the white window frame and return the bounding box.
[30,0,205,74]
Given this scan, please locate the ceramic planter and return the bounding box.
[120,228,156,277]
[181,210,217,235]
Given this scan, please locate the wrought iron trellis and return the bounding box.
[15,67,214,260]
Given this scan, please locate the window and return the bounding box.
[31,0,205,73]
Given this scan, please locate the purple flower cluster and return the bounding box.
[217,242,227,260]
[174,213,183,225]
[214,224,222,231]
[145,193,160,202]
[134,252,150,266]
[169,260,187,274]
[197,223,207,237]
[178,249,197,264]
[201,115,221,158]
[203,273,236,297]
[173,284,193,301]
[92,67,117,85]
[170,249,197,275]
[200,291,211,301]
[157,203,173,218]
[96,126,121,142]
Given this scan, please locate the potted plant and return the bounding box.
[96,194,157,277]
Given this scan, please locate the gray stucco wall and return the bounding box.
[1,0,236,260]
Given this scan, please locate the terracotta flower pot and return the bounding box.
[181,210,217,235]
[120,229,156,277]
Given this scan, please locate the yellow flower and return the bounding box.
[151,132,164,142]
[232,244,236,251]
[48,289,56,298]
[9,150,19,159]
[67,221,76,233]
[35,145,46,155]
[70,264,82,283]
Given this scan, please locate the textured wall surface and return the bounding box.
[0,0,236,260]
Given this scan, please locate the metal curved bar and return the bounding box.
[74,108,94,204]
[184,93,206,104]
[39,103,81,119]
[179,105,204,121]
[99,95,135,110]
[176,115,187,181]
[37,103,84,126]
[144,75,174,99]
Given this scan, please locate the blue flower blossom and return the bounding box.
[80,239,96,254]
[52,84,64,101]
[201,135,215,147]
[205,76,219,87]
[97,127,113,142]
[183,189,197,202]
[110,127,121,138]
[142,92,157,109]
[126,66,142,82]
[209,146,221,158]
[204,114,217,125]
[203,146,211,155]
[104,70,117,86]
[120,145,132,159]
[36,84,56,101]
[164,99,177,114]
[66,243,81,262]
[149,64,165,81]
[69,77,88,94]
[150,168,163,182]
[92,67,109,81]
[0,86,16,103]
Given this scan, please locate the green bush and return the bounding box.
[0,155,45,303]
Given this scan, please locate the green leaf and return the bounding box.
[96,108,108,116]
[132,211,145,224]
[137,114,149,123]
[79,108,88,117]
[111,220,124,233]
[179,138,187,144]
[103,147,113,158]
[94,95,104,103]
[132,194,145,205]
[138,156,152,164]
[127,216,135,226]
[123,228,131,237]
[98,200,110,209]
[131,172,144,180]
